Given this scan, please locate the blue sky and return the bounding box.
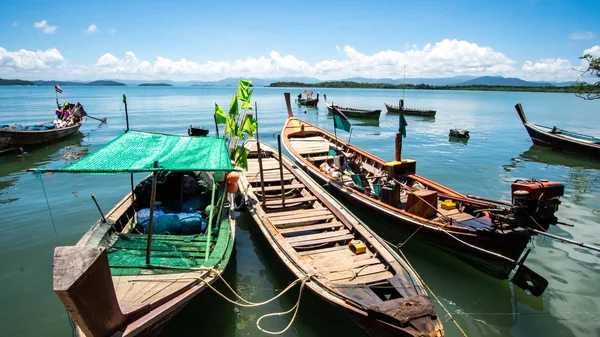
[0,0,599,81]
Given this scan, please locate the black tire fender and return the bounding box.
[233,192,247,212]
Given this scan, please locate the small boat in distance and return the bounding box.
[515,103,600,158]
[0,102,86,150]
[385,103,436,117]
[43,130,237,337]
[237,135,444,337]
[324,94,381,119]
[296,91,319,106]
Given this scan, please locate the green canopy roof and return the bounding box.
[39,130,233,174]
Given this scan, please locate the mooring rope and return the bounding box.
[395,249,469,337]
[191,268,312,335]
[34,170,59,244]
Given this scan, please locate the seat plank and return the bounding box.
[264,196,317,206]
[268,208,331,219]
[278,221,344,234]
[298,245,348,256]
[272,214,336,227]
[286,230,350,243]
[318,258,382,274]
[289,234,354,248]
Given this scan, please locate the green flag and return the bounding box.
[241,87,253,110]
[238,79,252,100]
[399,99,407,138]
[215,103,227,124]
[241,115,258,137]
[332,105,351,132]
[228,94,239,119]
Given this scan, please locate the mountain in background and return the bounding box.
[6,76,575,87]
[454,76,554,87]
[339,75,478,86]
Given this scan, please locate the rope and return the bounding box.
[34,170,59,244]
[396,249,469,337]
[197,269,312,334]
[256,276,309,335]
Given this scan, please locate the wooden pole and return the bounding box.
[395,98,404,162]
[123,93,130,132]
[90,194,106,223]
[256,140,266,207]
[205,180,217,262]
[213,114,220,137]
[145,163,159,265]
[277,135,286,208]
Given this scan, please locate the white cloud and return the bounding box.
[569,31,595,40]
[33,20,57,34]
[108,28,116,34]
[87,24,98,33]
[0,47,65,70]
[12,22,17,28]
[0,41,593,82]
[583,45,600,57]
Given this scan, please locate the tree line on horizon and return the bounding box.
[267,80,600,94]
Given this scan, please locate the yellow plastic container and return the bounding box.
[349,240,367,254]
[441,199,457,210]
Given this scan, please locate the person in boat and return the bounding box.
[55,107,64,120]
[61,102,71,121]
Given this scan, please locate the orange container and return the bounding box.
[227,182,239,193]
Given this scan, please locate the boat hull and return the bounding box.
[239,139,443,337]
[523,123,600,158]
[297,98,319,106]
[326,105,381,119]
[320,180,526,279]
[385,103,436,117]
[0,121,83,149]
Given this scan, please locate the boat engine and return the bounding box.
[511,178,564,229]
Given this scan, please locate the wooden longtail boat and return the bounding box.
[385,103,436,117]
[516,103,600,158]
[296,92,320,106]
[0,102,87,149]
[40,130,236,337]
[0,119,84,149]
[237,137,444,337]
[281,94,565,296]
[324,95,381,119]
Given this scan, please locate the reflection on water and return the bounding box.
[0,132,87,204]
[518,146,600,170]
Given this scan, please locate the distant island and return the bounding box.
[30,80,127,86]
[138,83,173,86]
[268,81,600,94]
[0,78,36,86]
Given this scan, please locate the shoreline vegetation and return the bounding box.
[0,79,126,86]
[268,81,600,94]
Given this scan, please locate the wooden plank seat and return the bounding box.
[270,211,336,227]
[249,173,295,183]
[263,195,317,207]
[278,221,344,235]
[288,230,354,248]
[256,183,305,192]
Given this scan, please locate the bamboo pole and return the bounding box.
[205,180,217,262]
[256,140,266,207]
[145,163,159,265]
[277,135,286,208]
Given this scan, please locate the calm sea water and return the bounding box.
[1,86,599,337]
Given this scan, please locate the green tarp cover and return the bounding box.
[39,130,233,173]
